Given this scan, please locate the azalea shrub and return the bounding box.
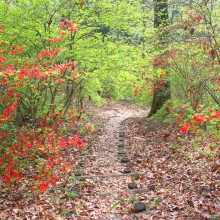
[158,0,220,160]
[171,103,220,160]
[0,25,88,191]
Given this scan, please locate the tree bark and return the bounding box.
[148,0,171,117]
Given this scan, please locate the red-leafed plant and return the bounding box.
[0,23,87,192]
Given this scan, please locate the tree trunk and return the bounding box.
[148,0,171,117]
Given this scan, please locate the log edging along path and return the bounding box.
[73,188,149,197]
[75,172,145,180]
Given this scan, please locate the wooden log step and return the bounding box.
[78,163,128,168]
[75,172,144,179]
[78,153,130,158]
[79,155,117,158]
[80,188,148,197]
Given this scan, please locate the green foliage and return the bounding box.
[110,198,125,211]
[66,191,79,199]
[129,195,138,204]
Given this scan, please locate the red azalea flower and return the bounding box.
[180,123,191,133]
[193,114,206,123]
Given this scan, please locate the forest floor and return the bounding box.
[0,101,219,220]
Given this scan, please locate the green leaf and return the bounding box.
[66,191,78,199]
[110,198,124,211]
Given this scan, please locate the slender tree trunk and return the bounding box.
[148,0,171,117]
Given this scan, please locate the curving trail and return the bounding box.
[71,101,220,219]
[1,101,218,219]
[75,102,149,219]
[90,102,148,156]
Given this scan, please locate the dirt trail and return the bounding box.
[73,102,220,219]
[89,102,148,155]
[73,102,149,219]
[1,102,219,220]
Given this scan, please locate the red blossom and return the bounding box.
[195,15,203,21]
[193,114,206,123]
[57,29,66,37]
[211,110,220,119]
[210,135,215,140]
[180,123,191,133]
[47,37,62,43]
[0,102,18,122]
[85,124,93,130]
[160,73,166,78]
[1,175,10,184]
[6,166,12,174]
[60,20,78,32]
[180,104,188,109]
[167,106,173,112]
[153,57,166,68]
[0,57,7,63]
[134,88,139,97]
[177,113,184,120]
[197,104,203,111]
[11,172,23,181]
[4,131,8,137]
[38,49,62,60]
[70,134,87,148]
[10,47,23,55]
[50,61,76,73]
[37,182,50,192]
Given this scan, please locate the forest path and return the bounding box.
[74,101,149,219]
[0,102,219,220]
[85,101,148,163]
[71,101,219,219]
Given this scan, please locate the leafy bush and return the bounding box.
[0,25,87,192]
